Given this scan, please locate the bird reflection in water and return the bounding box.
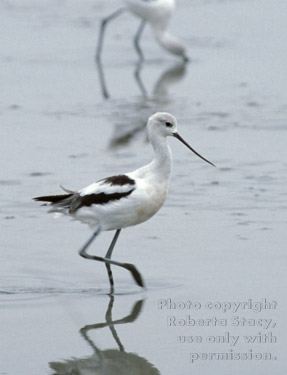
[96,60,187,149]
[135,60,187,97]
[49,297,160,375]
[97,60,187,99]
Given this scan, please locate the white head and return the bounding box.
[147,112,215,166]
[147,112,178,139]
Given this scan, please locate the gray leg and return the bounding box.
[79,228,144,291]
[96,61,109,99]
[79,226,101,255]
[106,229,121,258]
[134,61,147,96]
[96,8,126,62]
[134,20,146,61]
[105,229,121,294]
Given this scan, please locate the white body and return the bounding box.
[123,0,175,29]
[75,161,170,231]
[59,113,176,231]
[38,112,213,233]
[123,0,187,58]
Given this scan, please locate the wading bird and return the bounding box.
[96,0,188,62]
[34,113,214,293]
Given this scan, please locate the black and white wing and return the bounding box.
[33,175,136,213]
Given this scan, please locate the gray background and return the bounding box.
[1,0,286,374]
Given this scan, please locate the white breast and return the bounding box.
[135,184,167,222]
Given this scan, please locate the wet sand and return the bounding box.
[1,0,287,374]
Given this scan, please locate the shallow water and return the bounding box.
[1,0,287,374]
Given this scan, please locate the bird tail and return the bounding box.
[33,184,77,212]
[33,193,73,204]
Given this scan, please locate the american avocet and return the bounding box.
[96,0,188,62]
[34,112,214,293]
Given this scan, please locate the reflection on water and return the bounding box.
[49,296,160,375]
[97,59,187,100]
[151,62,186,98]
[134,61,187,98]
[96,60,187,149]
[96,62,109,99]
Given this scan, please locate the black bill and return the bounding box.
[173,132,215,167]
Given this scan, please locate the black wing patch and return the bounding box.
[34,189,135,213]
[33,175,136,213]
[101,175,135,186]
[69,189,135,213]
[33,194,73,204]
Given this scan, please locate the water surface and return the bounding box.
[1,0,287,374]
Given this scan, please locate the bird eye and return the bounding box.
[165,122,172,127]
